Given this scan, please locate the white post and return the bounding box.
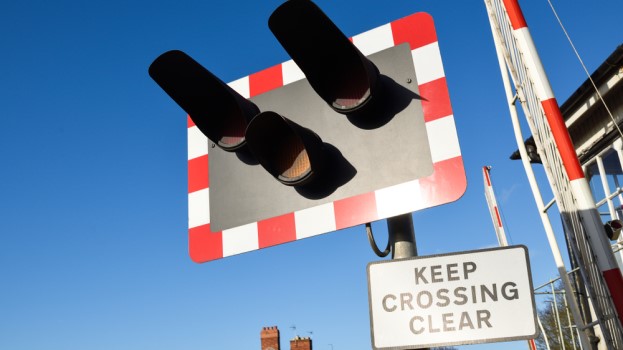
[484,4,593,349]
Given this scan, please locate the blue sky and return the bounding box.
[1,1,622,349]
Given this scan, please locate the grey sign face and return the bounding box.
[209,43,433,231]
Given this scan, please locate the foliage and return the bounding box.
[535,281,580,350]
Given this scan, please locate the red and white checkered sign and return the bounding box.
[186,12,465,263]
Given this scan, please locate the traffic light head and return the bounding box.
[149,50,259,152]
[604,220,622,240]
[245,111,326,186]
[269,0,379,114]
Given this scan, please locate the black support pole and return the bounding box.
[387,213,429,350]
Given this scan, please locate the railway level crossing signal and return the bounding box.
[149,0,466,262]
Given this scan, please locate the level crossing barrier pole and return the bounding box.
[483,8,594,346]
[483,166,575,349]
[499,0,623,327]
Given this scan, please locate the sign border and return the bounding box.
[187,12,466,263]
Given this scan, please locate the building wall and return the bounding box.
[290,336,312,350]
[261,326,280,350]
[260,327,313,350]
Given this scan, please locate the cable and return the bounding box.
[366,222,390,257]
[546,0,623,139]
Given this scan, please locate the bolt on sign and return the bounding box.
[367,245,537,349]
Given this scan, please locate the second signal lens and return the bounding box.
[245,111,324,186]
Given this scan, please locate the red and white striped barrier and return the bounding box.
[186,12,465,263]
[483,166,509,247]
[502,0,623,325]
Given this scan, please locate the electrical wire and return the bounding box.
[546,0,623,139]
[366,222,390,257]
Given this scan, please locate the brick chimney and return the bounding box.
[261,326,280,350]
[290,336,312,350]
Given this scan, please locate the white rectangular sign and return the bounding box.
[367,245,537,349]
